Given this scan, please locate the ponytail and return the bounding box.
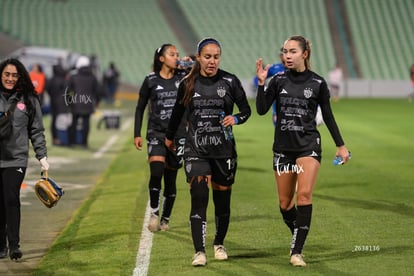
[181,62,200,106]
[287,35,312,70]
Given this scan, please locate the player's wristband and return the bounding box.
[232,115,238,125]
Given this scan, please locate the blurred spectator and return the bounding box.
[89,54,101,82]
[29,63,47,108]
[102,62,120,104]
[252,63,285,89]
[328,63,343,102]
[67,56,99,148]
[409,63,414,102]
[46,64,70,145]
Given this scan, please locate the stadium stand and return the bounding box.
[177,0,336,80]
[0,0,413,85]
[325,0,360,79]
[345,0,414,80]
[0,0,184,85]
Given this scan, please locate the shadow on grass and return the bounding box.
[33,260,93,276]
[304,244,412,275]
[230,250,271,259]
[314,194,414,217]
[308,244,412,264]
[46,230,131,254]
[154,228,192,245]
[238,166,268,173]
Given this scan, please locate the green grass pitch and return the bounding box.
[33,98,414,275]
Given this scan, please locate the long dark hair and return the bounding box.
[181,62,201,106]
[153,43,173,73]
[0,58,36,94]
[0,58,38,110]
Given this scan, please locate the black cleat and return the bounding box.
[0,247,7,259]
[9,247,22,261]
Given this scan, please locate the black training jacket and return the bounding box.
[166,69,251,159]
[256,70,344,153]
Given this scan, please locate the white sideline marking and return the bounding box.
[133,201,153,276]
[90,116,154,275]
[120,118,133,131]
[93,135,118,159]
[93,118,132,159]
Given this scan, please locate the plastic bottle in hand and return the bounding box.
[177,60,194,68]
[333,151,351,165]
[219,111,233,141]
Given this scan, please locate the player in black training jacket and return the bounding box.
[165,38,251,266]
[134,44,191,232]
[256,35,350,267]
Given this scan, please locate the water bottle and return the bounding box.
[177,60,194,68]
[333,151,351,165]
[219,111,233,141]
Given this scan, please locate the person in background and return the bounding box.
[165,38,251,266]
[252,58,285,90]
[409,63,414,102]
[134,44,190,232]
[0,58,49,261]
[102,62,120,104]
[252,47,286,126]
[46,64,70,145]
[327,63,343,102]
[89,54,101,83]
[29,63,46,108]
[67,56,99,148]
[256,35,350,267]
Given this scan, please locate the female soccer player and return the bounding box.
[256,35,350,267]
[165,38,251,266]
[134,44,190,232]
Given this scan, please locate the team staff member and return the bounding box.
[67,56,99,148]
[256,35,350,267]
[165,38,251,266]
[134,44,189,232]
[409,63,414,101]
[0,58,49,261]
[29,63,46,107]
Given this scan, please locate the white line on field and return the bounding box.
[133,201,153,276]
[91,116,153,275]
[120,117,133,131]
[93,135,118,159]
[93,118,132,159]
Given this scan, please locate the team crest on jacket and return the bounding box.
[303,88,313,98]
[17,102,26,111]
[217,86,226,97]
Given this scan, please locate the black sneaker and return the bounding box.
[0,247,7,259]
[9,247,22,261]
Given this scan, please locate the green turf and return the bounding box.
[33,98,414,275]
